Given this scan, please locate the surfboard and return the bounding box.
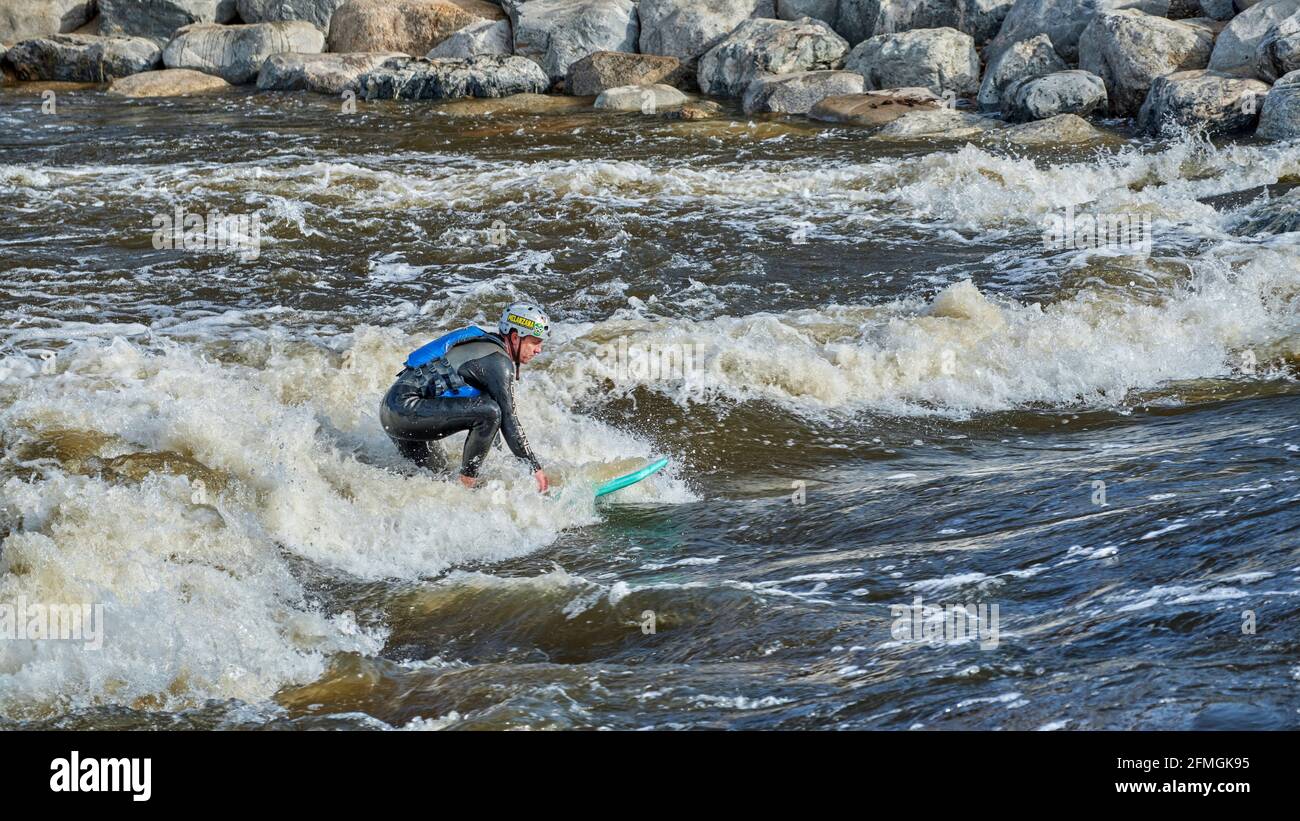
[594,457,669,499]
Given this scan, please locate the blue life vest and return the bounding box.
[403,326,497,398]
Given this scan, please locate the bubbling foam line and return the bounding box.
[5,135,1299,243]
[538,249,1299,416]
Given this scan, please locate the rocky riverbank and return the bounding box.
[3,0,1300,141]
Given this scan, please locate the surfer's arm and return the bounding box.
[466,354,542,472]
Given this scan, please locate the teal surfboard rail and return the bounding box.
[594,457,669,499]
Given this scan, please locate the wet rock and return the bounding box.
[1078,10,1216,116]
[1137,69,1269,134]
[593,82,688,110]
[808,87,942,124]
[1256,68,1300,137]
[0,0,96,43]
[326,0,504,56]
[566,51,686,97]
[1230,187,1300,234]
[504,0,639,85]
[98,0,238,45]
[698,16,848,99]
[107,66,233,95]
[236,0,348,33]
[638,0,775,66]
[257,51,404,94]
[5,33,161,81]
[357,54,551,100]
[426,18,512,58]
[985,0,1172,64]
[661,99,724,119]
[741,69,863,113]
[977,32,1067,112]
[846,26,980,98]
[868,107,1004,139]
[995,112,1110,142]
[1003,69,1108,120]
[162,21,324,84]
[1208,0,1300,78]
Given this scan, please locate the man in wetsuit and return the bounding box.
[381,302,549,492]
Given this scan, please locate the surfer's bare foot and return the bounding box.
[459,475,476,489]
[534,469,549,493]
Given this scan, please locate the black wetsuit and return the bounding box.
[380,333,541,479]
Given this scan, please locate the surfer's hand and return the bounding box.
[534,469,549,493]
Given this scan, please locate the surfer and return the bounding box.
[381,302,550,492]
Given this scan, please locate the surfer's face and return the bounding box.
[514,333,544,364]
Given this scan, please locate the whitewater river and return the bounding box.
[0,84,1297,730]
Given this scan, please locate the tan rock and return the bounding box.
[808,89,941,126]
[108,67,232,95]
[326,0,503,56]
[995,113,1110,144]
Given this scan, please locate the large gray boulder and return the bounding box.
[834,0,1016,48]
[698,16,849,97]
[741,68,865,112]
[868,107,1004,138]
[977,32,1066,110]
[808,86,942,123]
[986,0,1172,64]
[504,0,639,85]
[1257,11,1300,81]
[638,0,776,65]
[426,19,512,58]
[1255,68,1300,137]
[1208,0,1300,77]
[163,21,325,84]
[593,82,688,110]
[236,0,349,32]
[0,0,96,43]
[1003,69,1108,119]
[257,51,404,94]
[1137,69,1270,133]
[327,0,505,56]
[357,54,551,99]
[99,0,239,45]
[566,51,687,96]
[5,33,162,81]
[1078,10,1216,116]
[846,26,980,97]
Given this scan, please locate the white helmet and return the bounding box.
[498,302,550,340]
